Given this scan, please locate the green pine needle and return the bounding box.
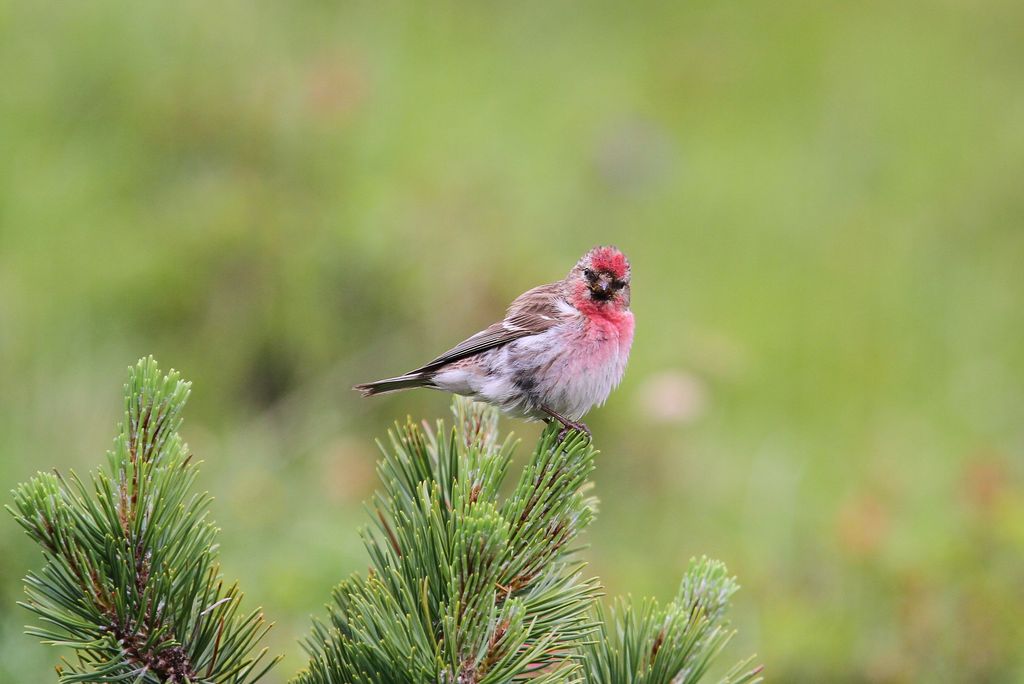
[294,398,761,684]
[10,362,761,683]
[579,557,763,684]
[294,398,601,684]
[8,357,280,684]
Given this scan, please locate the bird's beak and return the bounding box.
[591,277,612,298]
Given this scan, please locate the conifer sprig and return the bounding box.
[295,399,601,684]
[10,360,761,683]
[8,357,279,684]
[579,557,763,684]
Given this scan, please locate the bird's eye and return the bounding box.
[583,268,597,281]
[611,279,626,290]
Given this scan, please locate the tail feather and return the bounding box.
[353,373,432,397]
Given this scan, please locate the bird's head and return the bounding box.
[569,245,631,309]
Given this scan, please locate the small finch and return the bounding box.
[354,246,634,440]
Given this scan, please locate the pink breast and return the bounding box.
[567,283,634,368]
[580,308,634,366]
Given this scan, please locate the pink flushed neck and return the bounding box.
[569,282,634,337]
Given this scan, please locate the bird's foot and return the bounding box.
[541,405,592,444]
[556,419,591,444]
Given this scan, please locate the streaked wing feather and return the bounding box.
[410,282,567,375]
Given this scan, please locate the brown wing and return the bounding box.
[409,282,568,375]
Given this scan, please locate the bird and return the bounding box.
[354,246,634,441]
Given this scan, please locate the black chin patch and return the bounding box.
[590,289,613,302]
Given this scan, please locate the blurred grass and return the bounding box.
[2,1,1023,682]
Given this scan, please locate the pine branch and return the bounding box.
[578,557,763,684]
[294,398,601,684]
[8,357,280,684]
[10,361,761,683]
[295,398,761,683]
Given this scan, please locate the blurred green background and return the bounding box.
[2,2,1023,682]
